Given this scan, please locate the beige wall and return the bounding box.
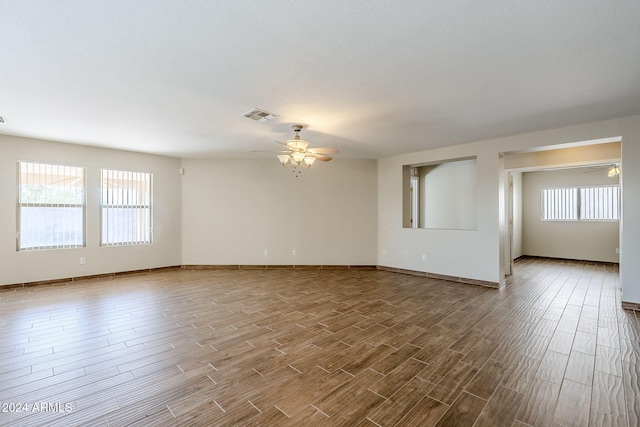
[521,168,619,262]
[418,159,477,230]
[504,141,620,265]
[511,172,523,259]
[379,147,499,283]
[0,135,182,285]
[378,115,640,305]
[2,114,640,306]
[504,141,621,170]
[180,158,377,266]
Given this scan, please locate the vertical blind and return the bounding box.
[580,186,619,221]
[17,161,86,250]
[541,188,578,221]
[100,169,152,246]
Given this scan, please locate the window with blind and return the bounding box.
[541,186,620,221]
[17,161,86,251]
[100,169,152,246]
[579,186,620,221]
[541,188,578,221]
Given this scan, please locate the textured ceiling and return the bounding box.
[1,0,639,159]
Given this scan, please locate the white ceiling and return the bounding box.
[1,0,639,159]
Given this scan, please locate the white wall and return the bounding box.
[180,158,377,266]
[378,115,640,303]
[620,117,640,305]
[419,159,476,230]
[379,147,499,283]
[0,135,182,285]
[521,168,619,262]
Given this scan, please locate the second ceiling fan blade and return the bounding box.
[308,147,339,154]
[307,153,333,162]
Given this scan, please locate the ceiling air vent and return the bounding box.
[243,108,277,123]
[0,116,5,123]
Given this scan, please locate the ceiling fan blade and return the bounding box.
[308,153,333,162]
[250,150,290,153]
[308,146,339,154]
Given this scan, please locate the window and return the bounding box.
[101,169,152,246]
[17,161,86,251]
[541,188,578,221]
[580,186,620,221]
[541,186,619,221]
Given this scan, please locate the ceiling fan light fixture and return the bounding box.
[303,156,316,167]
[291,151,305,163]
[268,124,338,177]
[285,139,309,151]
[277,154,290,166]
[608,164,620,178]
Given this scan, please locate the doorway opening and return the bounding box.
[501,138,621,277]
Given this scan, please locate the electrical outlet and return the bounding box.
[616,248,620,254]
[80,257,86,265]
[263,249,268,256]
[292,249,296,256]
[422,254,427,262]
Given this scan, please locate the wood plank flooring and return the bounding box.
[0,257,638,426]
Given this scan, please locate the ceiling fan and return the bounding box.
[579,163,621,177]
[262,125,339,176]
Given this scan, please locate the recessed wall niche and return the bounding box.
[402,157,477,230]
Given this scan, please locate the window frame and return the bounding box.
[579,186,620,221]
[16,161,87,251]
[540,187,579,222]
[541,185,620,222]
[100,169,153,247]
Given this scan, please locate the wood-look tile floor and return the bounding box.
[0,258,638,426]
